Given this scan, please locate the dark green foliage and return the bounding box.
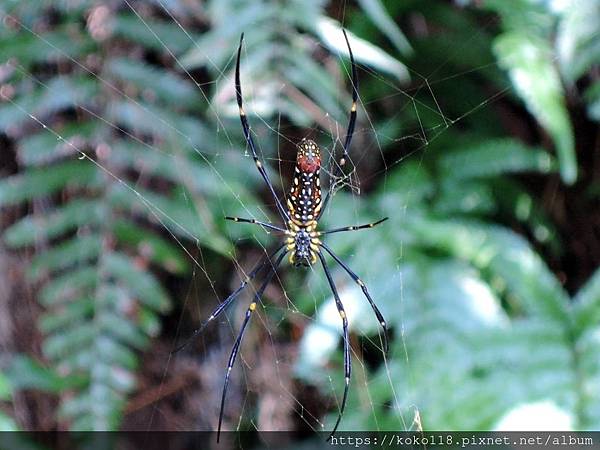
[294,0,600,433]
[0,0,599,436]
[0,0,248,430]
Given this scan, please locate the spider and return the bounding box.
[175,30,388,441]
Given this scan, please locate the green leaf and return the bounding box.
[104,251,171,313]
[0,76,98,135]
[37,75,98,115]
[356,0,413,56]
[106,58,201,109]
[112,14,197,55]
[18,121,99,167]
[494,32,576,184]
[43,324,97,360]
[0,160,98,208]
[4,199,105,248]
[556,0,600,83]
[39,267,97,306]
[282,51,345,122]
[28,234,103,281]
[407,219,570,322]
[108,183,232,256]
[0,28,94,68]
[584,81,600,122]
[7,355,80,393]
[434,179,496,215]
[93,334,138,370]
[113,219,188,275]
[107,100,208,146]
[438,138,555,179]
[180,3,278,69]
[491,179,559,250]
[97,311,149,349]
[316,17,410,83]
[376,160,434,210]
[477,0,554,36]
[39,298,94,333]
[572,267,600,335]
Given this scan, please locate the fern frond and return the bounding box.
[494,33,576,184]
[0,161,97,208]
[439,138,555,179]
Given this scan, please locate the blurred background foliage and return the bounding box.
[0,0,599,439]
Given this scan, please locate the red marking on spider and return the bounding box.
[297,154,321,173]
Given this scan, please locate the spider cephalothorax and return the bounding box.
[287,222,320,266]
[176,30,389,443]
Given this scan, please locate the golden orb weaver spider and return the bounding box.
[175,30,388,441]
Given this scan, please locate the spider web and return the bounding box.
[0,0,512,441]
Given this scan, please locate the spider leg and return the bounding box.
[319,217,388,236]
[236,34,290,223]
[318,29,358,221]
[319,242,388,355]
[340,29,358,167]
[224,216,287,233]
[171,244,286,354]
[217,249,287,442]
[317,251,351,441]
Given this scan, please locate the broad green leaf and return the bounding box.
[375,160,434,212]
[494,32,576,184]
[407,218,570,322]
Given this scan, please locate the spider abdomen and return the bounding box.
[286,139,323,265]
[287,139,322,226]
